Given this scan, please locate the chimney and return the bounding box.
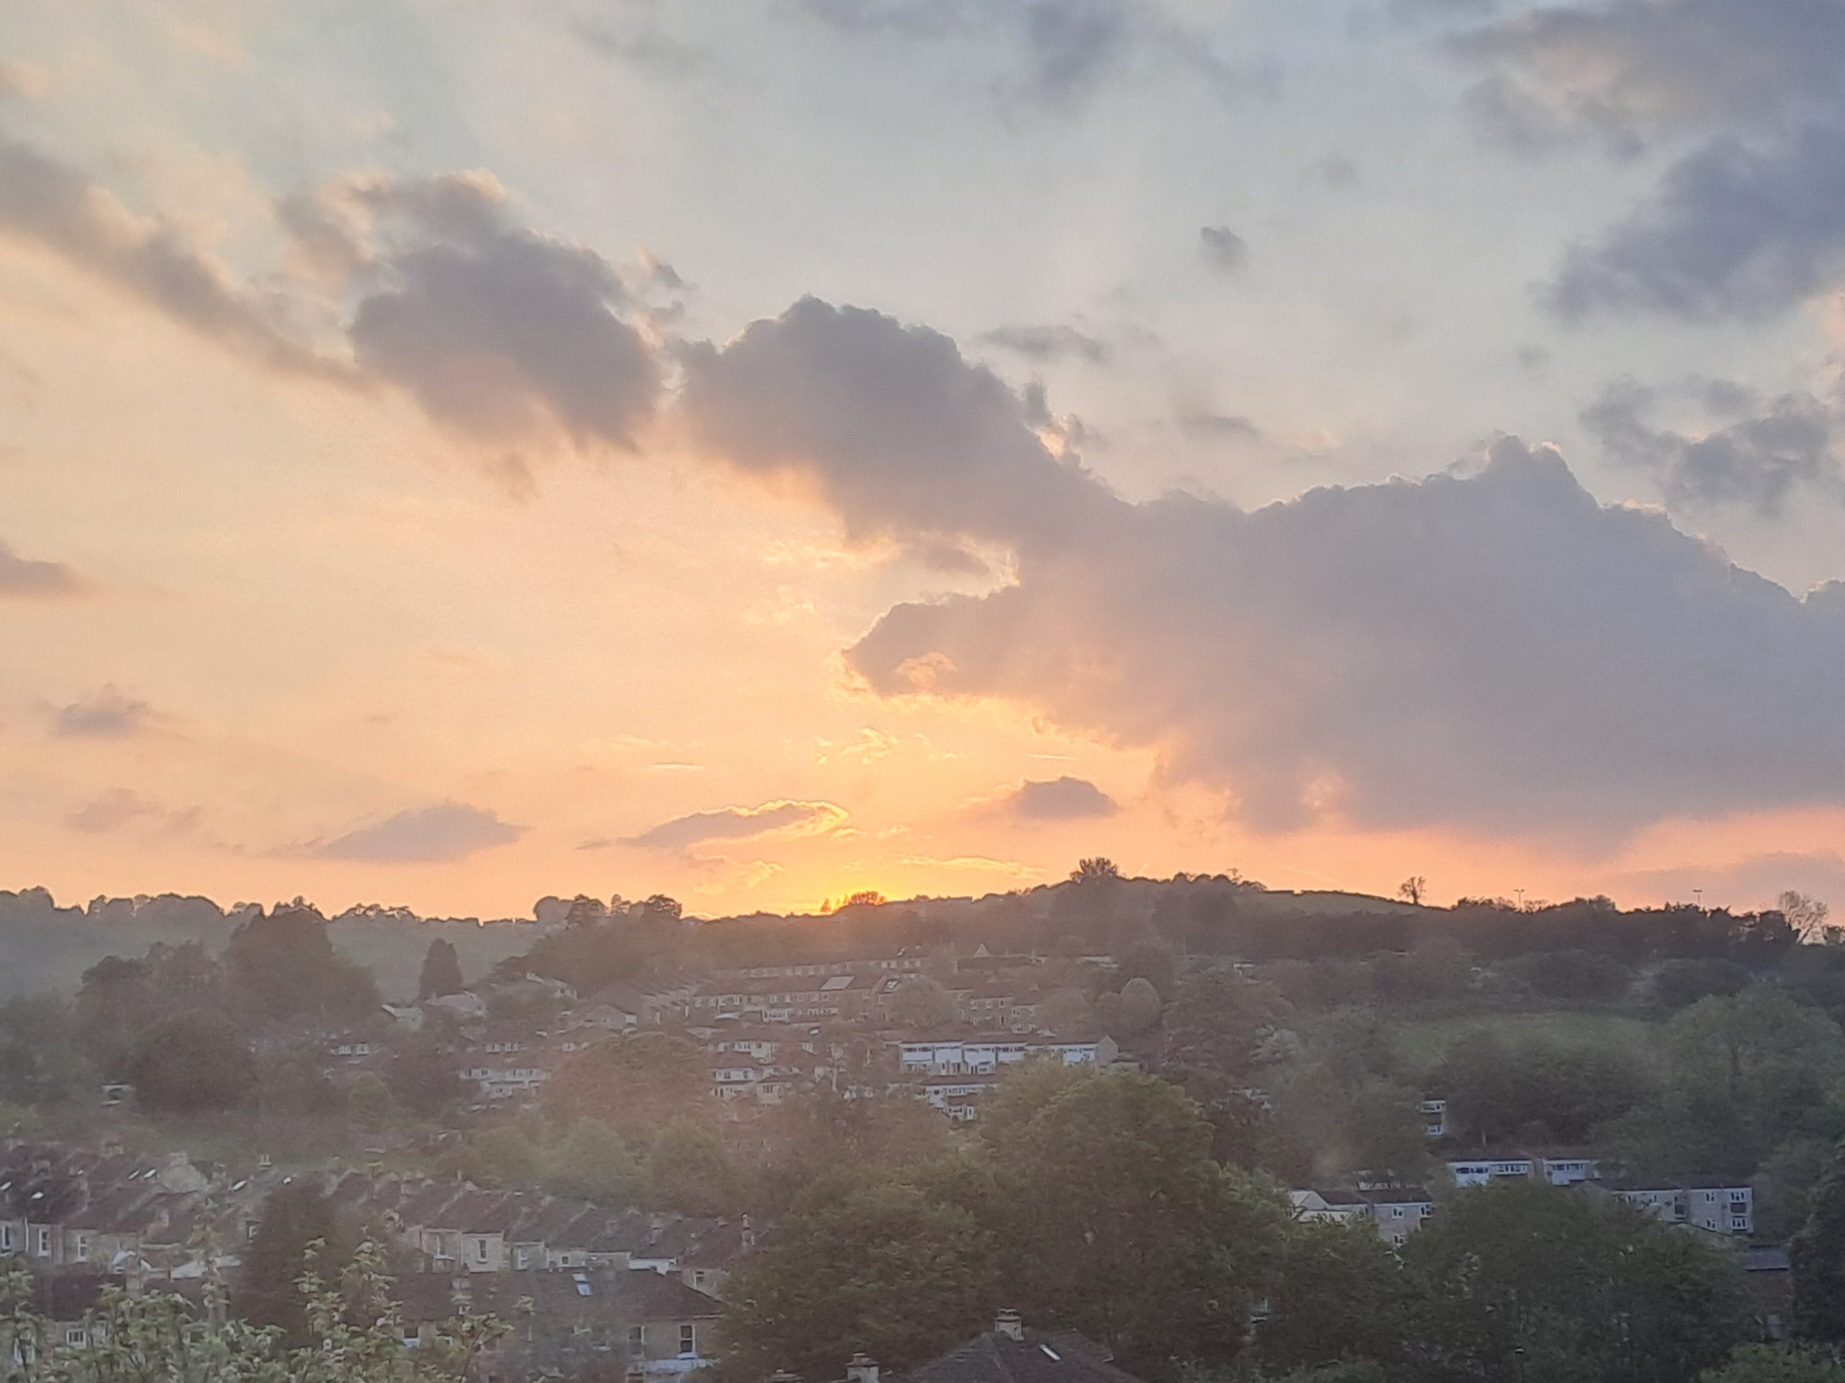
[995,1311,1024,1341]
[846,1353,880,1383]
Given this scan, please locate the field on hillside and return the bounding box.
[1391,1009,1661,1070]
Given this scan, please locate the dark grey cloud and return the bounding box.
[1452,0,1845,320]
[0,141,335,376]
[978,323,1113,364]
[1199,225,1247,272]
[53,687,152,739]
[345,173,662,456]
[800,0,1260,110]
[309,802,523,863]
[0,536,81,597]
[1583,378,1845,515]
[1005,776,1119,820]
[678,296,1111,548]
[0,147,663,467]
[1456,0,1845,149]
[1549,123,1845,320]
[626,800,846,851]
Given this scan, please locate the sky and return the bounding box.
[4,0,1845,918]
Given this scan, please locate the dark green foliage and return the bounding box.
[647,1120,743,1215]
[1656,958,1753,1009]
[381,1034,465,1116]
[721,1178,998,1383]
[1436,1031,1654,1145]
[233,1179,346,1344]
[417,938,464,999]
[0,994,91,1107]
[128,1010,256,1113]
[1252,1222,1419,1376]
[542,1031,713,1139]
[1791,1142,1845,1343]
[1704,1345,1845,1383]
[1401,1182,1746,1383]
[225,906,379,1027]
[1496,949,1634,1002]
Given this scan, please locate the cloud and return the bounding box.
[65,790,197,835]
[1199,225,1247,272]
[627,799,848,851]
[1583,378,1845,515]
[0,141,335,376]
[0,537,82,597]
[1176,408,1262,442]
[341,172,663,455]
[1549,124,1845,320]
[1452,1,1845,320]
[1004,776,1119,820]
[52,687,153,739]
[799,0,1259,110]
[1454,0,1845,149]
[308,802,523,862]
[978,323,1113,364]
[1617,850,1845,914]
[814,415,1845,835]
[678,296,1108,548]
[0,147,664,468]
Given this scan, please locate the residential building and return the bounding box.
[910,1310,1148,1383]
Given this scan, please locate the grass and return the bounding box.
[1391,1009,1661,1071]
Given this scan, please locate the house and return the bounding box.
[1446,1155,1536,1187]
[1417,1099,1447,1138]
[1289,1187,1436,1246]
[1744,1247,1792,1340]
[690,973,874,1024]
[1585,1179,1753,1235]
[897,1036,1118,1078]
[909,1310,1148,1383]
[392,1268,722,1383]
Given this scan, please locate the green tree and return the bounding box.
[887,975,960,1029]
[381,1035,463,1117]
[1402,1182,1746,1383]
[129,1010,257,1113]
[1437,1031,1654,1146]
[233,1179,345,1345]
[225,906,380,1028]
[978,1070,1287,1374]
[1107,977,1163,1036]
[1704,1345,1845,1383]
[541,1120,646,1204]
[417,939,464,999]
[647,1121,743,1215]
[0,993,92,1107]
[720,1176,997,1383]
[542,1031,713,1139]
[1253,1221,1419,1376]
[1791,1141,1845,1343]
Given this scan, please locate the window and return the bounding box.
[1732,1217,1748,1231]
[680,1325,696,1356]
[74,1233,90,1262]
[34,1227,49,1256]
[0,1224,13,1251]
[65,1328,87,1347]
[692,1270,707,1288]
[472,1238,489,1262]
[629,1326,646,1353]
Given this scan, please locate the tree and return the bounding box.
[541,1121,646,1205]
[417,939,464,999]
[1070,857,1121,885]
[646,1121,743,1215]
[976,1070,1287,1373]
[381,1035,464,1117]
[721,1176,998,1383]
[1253,1221,1419,1376]
[129,1010,257,1113]
[842,891,888,909]
[887,975,959,1030]
[1402,1182,1746,1383]
[1398,876,1426,906]
[542,1032,713,1140]
[1704,1345,1845,1383]
[1099,977,1162,1037]
[1436,1031,1653,1146]
[233,1179,345,1344]
[0,994,91,1107]
[1782,893,1833,942]
[1791,1141,1845,1343]
[225,905,379,1027]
